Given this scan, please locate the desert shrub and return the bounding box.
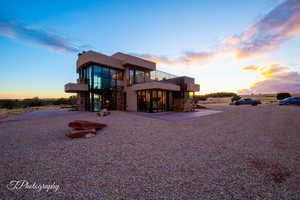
[53,98,69,105]
[69,96,77,105]
[276,93,291,100]
[194,95,207,101]
[231,95,241,102]
[53,96,76,105]
[23,97,44,107]
[194,92,237,102]
[0,100,18,109]
[205,92,237,98]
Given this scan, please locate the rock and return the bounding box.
[97,109,110,117]
[65,129,96,138]
[84,133,96,138]
[68,120,107,130]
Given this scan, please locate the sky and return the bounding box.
[0,0,300,99]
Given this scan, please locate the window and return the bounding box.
[137,89,172,112]
[129,69,135,85]
[127,68,150,85]
[188,92,194,99]
[80,65,122,111]
[111,69,123,80]
[135,70,145,83]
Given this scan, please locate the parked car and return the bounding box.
[230,98,261,106]
[279,97,300,105]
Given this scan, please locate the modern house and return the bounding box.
[65,51,200,112]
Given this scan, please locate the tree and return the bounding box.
[276,93,291,100]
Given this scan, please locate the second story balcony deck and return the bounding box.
[131,70,177,85]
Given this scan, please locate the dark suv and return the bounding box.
[279,97,300,105]
[231,98,261,106]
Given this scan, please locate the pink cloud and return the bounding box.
[224,0,300,59]
[133,51,215,66]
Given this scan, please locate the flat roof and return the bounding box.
[77,51,156,72]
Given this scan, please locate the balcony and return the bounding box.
[65,83,88,93]
[150,70,177,81]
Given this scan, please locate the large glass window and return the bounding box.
[137,89,173,112]
[188,92,195,99]
[135,70,145,83]
[129,69,135,85]
[80,65,123,111]
[127,68,150,85]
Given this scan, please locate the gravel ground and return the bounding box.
[0,105,299,200]
[0,109,83,122]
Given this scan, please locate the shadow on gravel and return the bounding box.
[249,159,291,183]
[0,109,85,122]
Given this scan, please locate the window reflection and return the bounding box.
[137,89,173,112]
[80,65,123,111]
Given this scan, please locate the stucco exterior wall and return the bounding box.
[125,88,137,111]
[130,81,180,91]
[65,83,88,93]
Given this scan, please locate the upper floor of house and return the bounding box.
[65,50,200,93]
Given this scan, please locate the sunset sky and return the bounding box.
[1,0,300,99]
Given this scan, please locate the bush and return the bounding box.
[53,98,69,105]
[194,92,237,102]
[205,92,237,98]
[194,95,207,101]
[1,100,18,109]
[276,93,291,100]
[23,97,44,107]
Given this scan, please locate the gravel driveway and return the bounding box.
[0,105,299,199]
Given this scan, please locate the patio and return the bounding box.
[135,109,222,120]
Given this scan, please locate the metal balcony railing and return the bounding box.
[150,70,177,81]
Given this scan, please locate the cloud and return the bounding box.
[133,51,215,66]
[243,65,260,71]
[0,18,81,53]
[224,0,300,59]
[131,53,178,65]
[239,64,300,94]
[178,51,214,65]
[137,1,300,66]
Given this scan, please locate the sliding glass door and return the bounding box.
[137,89,173,112]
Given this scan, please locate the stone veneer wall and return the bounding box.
[116,86,125,110]
[77,93,87,111]
[173,98,194,112]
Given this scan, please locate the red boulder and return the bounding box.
[68,120,107,130]
[65,128,96,138]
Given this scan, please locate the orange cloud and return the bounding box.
[239,64,300,94]
[242,65,259,71]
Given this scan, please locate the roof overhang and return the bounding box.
[111,52,156,71]
[77,51,124,72]
[65,83,88,93]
